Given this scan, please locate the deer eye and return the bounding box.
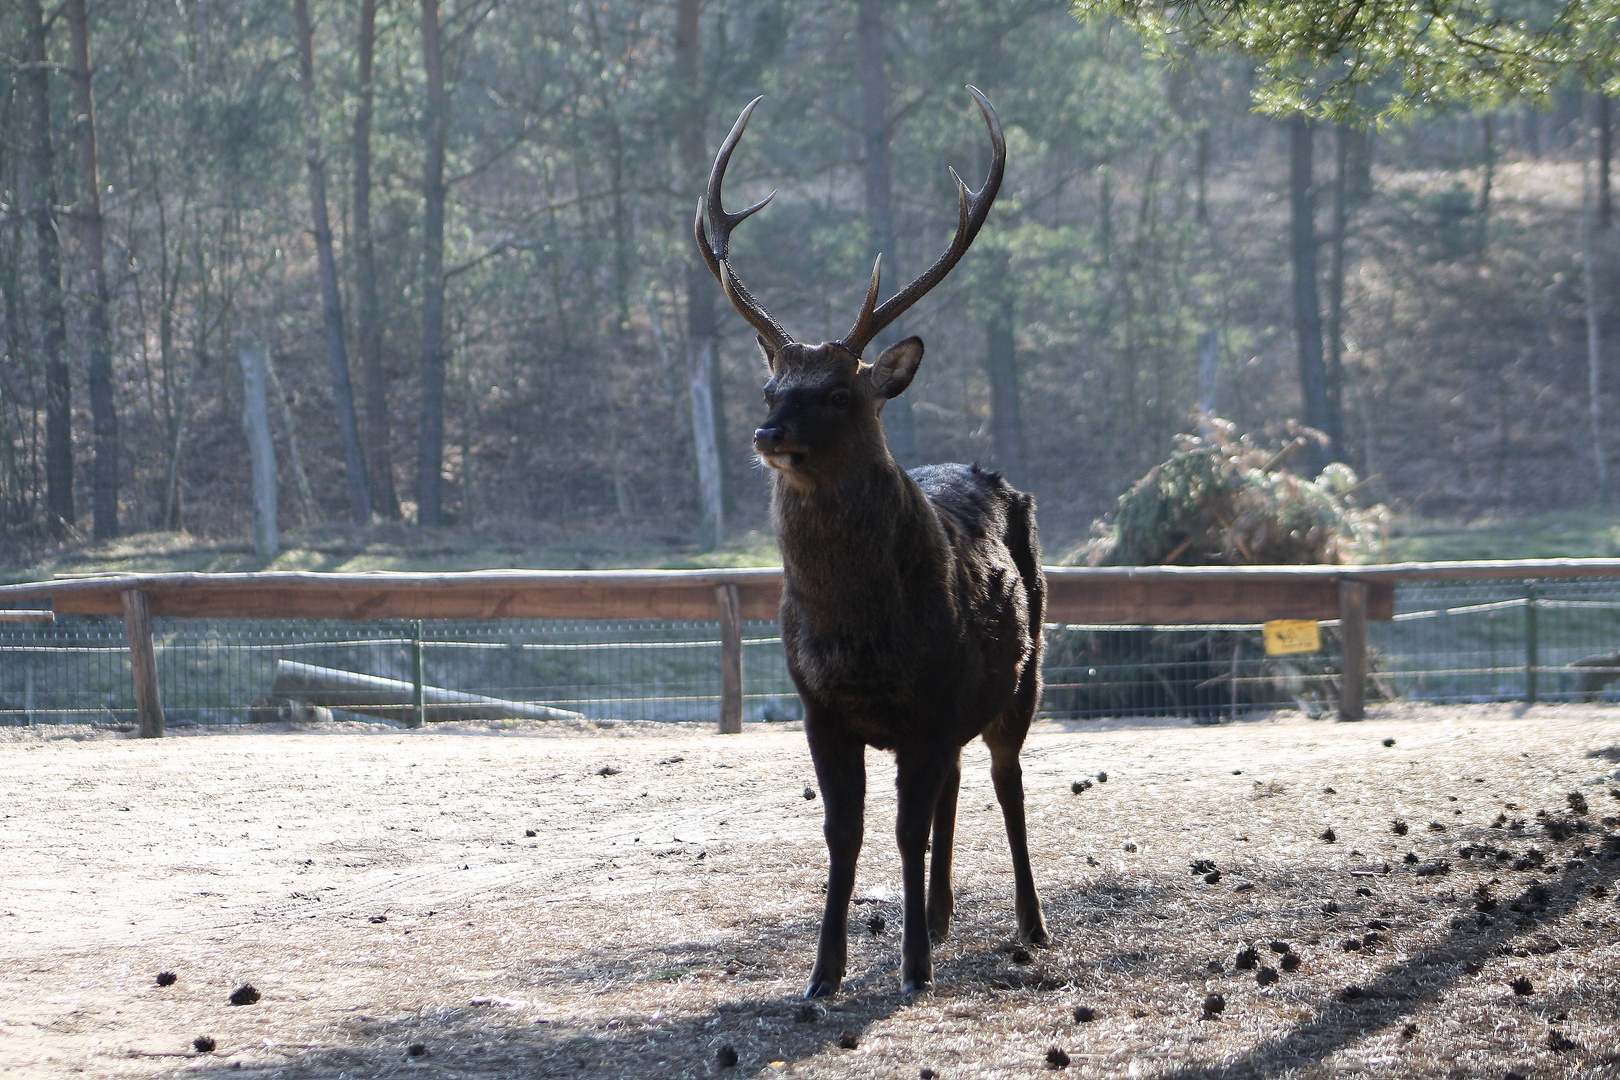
[828,389,850,407]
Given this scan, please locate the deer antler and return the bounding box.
[840,86,1005,357]
[694,96,794,351]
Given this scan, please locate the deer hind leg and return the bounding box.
[927,748,962,943]
[895,746,953,997]
[805,720,865,999]
[984,706,1049,946]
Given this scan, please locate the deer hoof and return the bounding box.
[1021,919,1051,947]
[900,979,934,999]
[804,979,840,999]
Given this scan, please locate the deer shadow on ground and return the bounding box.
[179,901,1036,1079]
[1151,841,1620,1080]
[181,833,1620,1079]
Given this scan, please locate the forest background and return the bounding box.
[2,0,1617,571]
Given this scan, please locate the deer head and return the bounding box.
[694,87,1005,485]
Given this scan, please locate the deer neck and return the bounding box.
[770,449,940,608]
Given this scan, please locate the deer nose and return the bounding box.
[753,427,784,452]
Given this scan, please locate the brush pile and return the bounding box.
[1047,421,1388,721]
[1074,420,1387,567]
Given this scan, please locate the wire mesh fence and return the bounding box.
[1375,579,1620,704]
[0,618,800,728]
[1043,579,1620,720]
[6,578,1620,727]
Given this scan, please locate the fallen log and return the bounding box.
[247,695,335,725]
[1570,650,1620,701]
[270,659,584,723]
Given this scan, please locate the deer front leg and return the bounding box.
[927,749,962,943]
[895,747,952,997]
[805,721,865,999]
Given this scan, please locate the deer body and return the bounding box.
[775,459,1032,753]
[697,90,1047,998]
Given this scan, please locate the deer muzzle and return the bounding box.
[753,426,806,470]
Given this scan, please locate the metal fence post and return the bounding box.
[409,619,426,729]
[1524,582,1538,705]
[120,589,165,738]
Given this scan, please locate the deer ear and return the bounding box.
[869,337,923,399]
[756,335,778,373]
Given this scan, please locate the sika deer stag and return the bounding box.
[694,87,1047,998]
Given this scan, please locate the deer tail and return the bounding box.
[1004,487,1045,636]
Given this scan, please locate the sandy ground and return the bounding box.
[2,705,1619,1079]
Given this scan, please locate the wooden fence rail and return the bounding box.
[6,558,1620,737]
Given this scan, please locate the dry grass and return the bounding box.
[2,705,1619,1078]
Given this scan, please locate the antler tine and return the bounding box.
[695,96,793,350]
[841,85,1005,357]
[842,254,884,359]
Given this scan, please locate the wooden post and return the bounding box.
[120,588,165,738]
[1524,582,1539,705]
[409,619,426,728]
[715,583,743,734]
[1337,579,1368,721]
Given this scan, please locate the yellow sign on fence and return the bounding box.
[1262,619,1321,656]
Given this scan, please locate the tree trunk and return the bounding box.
[1194,126,1210,225]
[67,0,117,539]
[459,357,478,523]
[1325,124,1352,462]
[154,194,186,530]
[588,1,636,524]
[353,0,399,517]
[1584,153,1608,498]
[1479,113,1495,248]
[25,0,73,533]
[686,335,723,545]
[159,355,193,533]
[1599,94,1612,231]
[676,0,724,550]
[1521,109,1541,158]
[416,0,449,526]
[293,0,371,526]
[1,211,30,526]
[238,343,278,558]
[983,248,1026,488]
[1288,115,1338,469]
[265,352,318,526]
[1196,329,1219,421]
[858,0,917,467]
[685,264,725,549]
